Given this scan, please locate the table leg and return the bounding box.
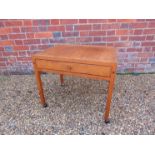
[34,70,47,107]
[104,73,116,123]
[60,74,64,85]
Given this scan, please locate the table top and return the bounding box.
[32,44,117,65]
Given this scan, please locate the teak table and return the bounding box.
[32,45,117,123]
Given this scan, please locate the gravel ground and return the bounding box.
[0,73,155,135]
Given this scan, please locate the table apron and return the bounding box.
[35,59,114,80]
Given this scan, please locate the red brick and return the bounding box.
[129,30,134,35]
[143,29,155,34]
[117,19,136,23]
[50,38,65,43]
[129,36,145,41]
[107,19,116,23]
[134,29,143,35]
[120,36,128,41]
[0,47,4,51]
[18,51,27,56]
[148,22,155,28]
[23,39,40,45]
[93,43,106,46]
[32,20,39,26]
[106,36,119,42]
[152,47,155,51]
[35,32,52,38]
[23,20,32,26]
[9,34,26,39]
[101,37,107,42]
[89,31,106,36]
[0,40,14,46]
[127,48,142,52]
[78,19,87,23]
[0,57,7,61]
[107,30,115,35]
[0,62,6,67]
[80,31,89,36]
[7,57,16,63]
[17,57,31,61]
[146,19,155,22]
[93,37,102,42]
[15,40,23,45]
[41,39,50,44]
[76,37,92,42]
[64,37,76,43]
[146,36,154,40]
[48,26,65,31]
[107,42,114,46]
[114,42,131,47]
[140,58,148,62]
[102,24,110,29]
[138,53,153,57]
[102,23,119,30]
[65,25,74,31]
[135,63,146,68]
[60,19,78,24]
[142,42,155,46]
[0,21,4,27]
[62,32,79,37]
[0,35,8,40]
[13,46,29,51]
[12,27,20,33]
[143,47,152,52]
[26,33,35,38]
[75,25,92,31]
[26,50,38,56]
[135,68,145,72]
[0,28,12,35]
[125,58,140,63]
[29,45,38,50]
[50,19,59,25]
[21,27,38,32]
[118,52,128,57]
[130,23,147,28]
[116,30,129,35]
[0,51,3,57]
[33,20,50,26]
[152,64,155,67]
[136,19,146,22]
[38,45,50,50]
[5,20,23,27]
[88,19,107,23]
[92,24,102,30]
[2,52,18,56]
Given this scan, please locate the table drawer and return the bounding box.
[36,59,111,77]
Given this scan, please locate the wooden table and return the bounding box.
[32,45,117,123]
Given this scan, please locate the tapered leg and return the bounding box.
[104,74,116,123]
[34,70,47,107]
[60,74,64,85]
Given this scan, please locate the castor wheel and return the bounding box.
[60,83,65,87]
[105,119,110,124]
[42,103,48,107]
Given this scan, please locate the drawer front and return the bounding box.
[36,59,111,77]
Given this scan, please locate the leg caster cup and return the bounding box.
[42,103,48,108]
[105,119,110,124]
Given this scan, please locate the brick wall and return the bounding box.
[0,19,155,75]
